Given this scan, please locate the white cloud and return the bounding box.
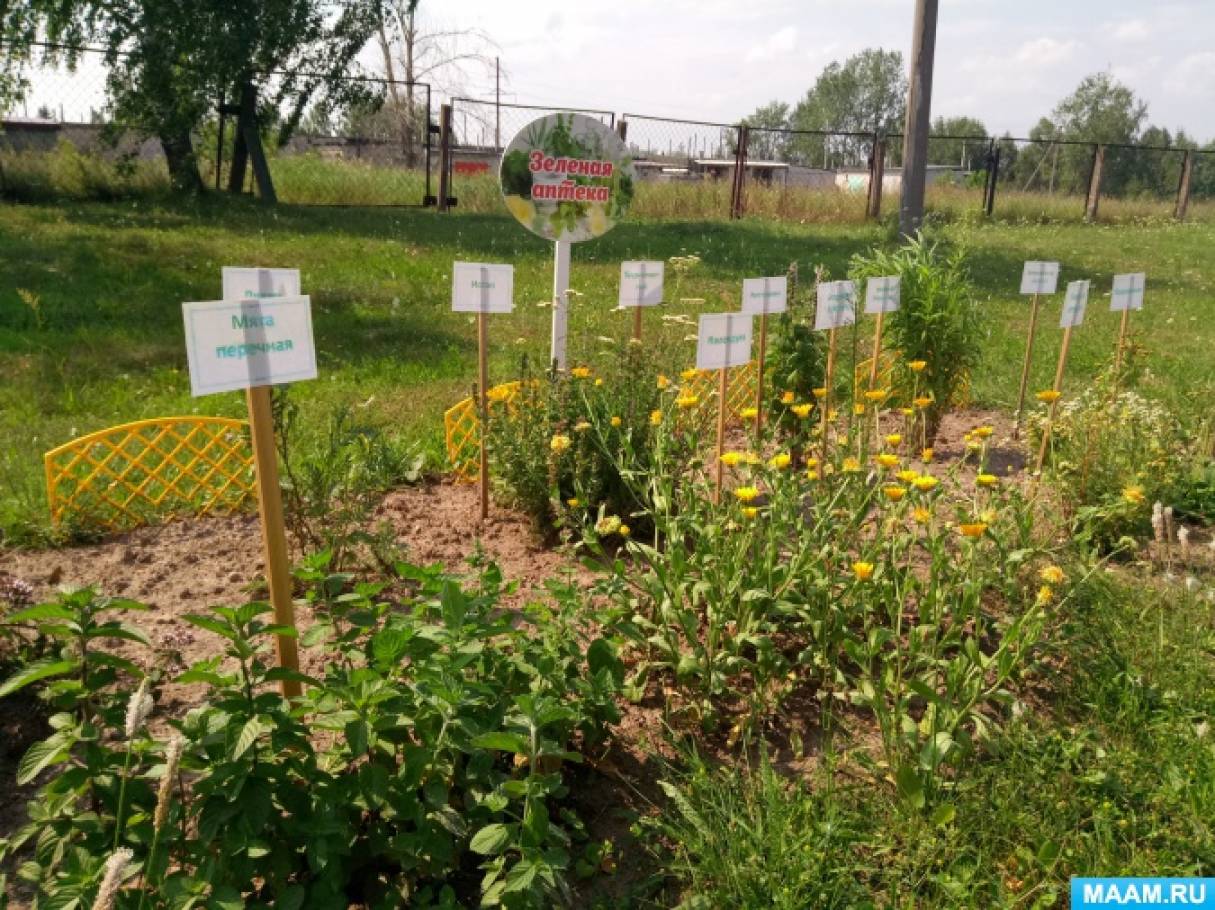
[1108,18,1151,41]
[1013,38,1082,66]
[1164,51,1215,94]
[745,26,799,62]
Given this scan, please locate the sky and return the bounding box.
[424,0,1215,144]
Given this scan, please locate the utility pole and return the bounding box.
[898,0,939,238]
[495,57,501,149]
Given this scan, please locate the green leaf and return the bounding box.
[182,614,235,640]
[895,764,925,810]
[0,659,76,698]
[472,732,529,753]
[232,717,263,759]
[470,823,513,856]
[17,736,70,785]
[1036,838,1061,868]
[3,603,75,624]
[930,802,956,828]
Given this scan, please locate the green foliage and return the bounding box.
[1,559,620,908]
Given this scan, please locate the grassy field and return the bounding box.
[1,197,1213,541]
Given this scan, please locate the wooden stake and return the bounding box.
[714,367,728,504]
[753,312,768,438]
[1035,325,1073,473]
[868,309,885,388]
[478,311,490,521]
[822,327,838,465]
[245,385,301,698]
[1114,307,1131,374]
[632,305,642,342]
[1013,293,1041,436]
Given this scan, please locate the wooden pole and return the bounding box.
[754,312,768,438]
[868,310,885,388]
[714,367,728,504]
[632,305,642,342]
[1013,293,1041,436]
[478,311,490,521]
[1035,325,1073,473]
[245,386,301,698]
[898,0,939,238]
[1175,149,1194,221]
[550,240,571,371]
[1084,144,1105,223]
[1114,308,1131,373]
[438,104,453,213]
[822,328,838,465]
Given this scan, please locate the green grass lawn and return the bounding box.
[1,198,1212,541]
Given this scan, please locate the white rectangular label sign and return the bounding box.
[1110,272,1145,312]
[183,296,318,397]
[1060,280,1090,328]
[619,261,664,308]
[1020,261,1060,295]
[222,267,301,301]
[452,262,515,314]
[815,280,857,331]
[864,275,901,315]
[696,313,753,371]
[741,276,788,315]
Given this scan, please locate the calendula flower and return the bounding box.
[619,524,631,538]
[657,374,671,389]
[550,434,572,453]
[842,457,862,473]
[487,385,512,403]
[566,498,581,508]
[883,485,906,502]
[812,387,827,399]
[720,451,744,467]
[574,420,591,432]
[610,416,622,427]
[973,426,994,439]
[885,433,902,447]
[908,360,927,373]
[91,848,134,910]
[913,506,932,524]
[650,409,663,426]
[1039,565,1065,584]
[594,378,604,387]
[864,389,889,402]
[154,736,185,833]
[780,390,795,405]
[740,406,758,419]
[854,403,867,415]
[1036,389,1061,403]
[741,507,758,519]
[571,367,591,379]
[959,522,988,539]
[681,368,701,381]
[792,403,812,418]
[912,475,939,492]
[1036,585,1054,605]
[734,486,760,503]
[1123,485,1145,505]
[594,515,622,536]
[768,453,791,470]
[805,456,819,468]
[124,677,154,740]
[976,473,999,487]
[896,469,920,484]
[852,561,875,581]
[913,396,932,409]
[805,469,820,481]
[921,448,934,464]
[875,453,899,469]
[675,394,699,409]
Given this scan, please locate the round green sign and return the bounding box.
[499,113,635,243]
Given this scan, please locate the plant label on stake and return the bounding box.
[863,275,900,388]
[1015,261,1060,435]
[1060,279,1089,329]
[816,281,856,463]
[697,313,754,503]
[181,266,315,697]
[499,113,635,370]
[1110,272,1145,373]
[741,277,787,436]
[453,262,515,523]
[1036,280,1090,473]
[619,261,664,341]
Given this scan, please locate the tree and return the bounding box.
[1045,71,1148,196]
[1,1,385,192]
[741,100,791,160]
[787,49,907,167]
[928,115,986,168]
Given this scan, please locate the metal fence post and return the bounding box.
[730,124,749,219]
[1174,149,1194,221]
[866,133,885,220]
[438,103,453,213]
[616,119,628,142]
[984,144,1000,216]
[1084,143,1104,222]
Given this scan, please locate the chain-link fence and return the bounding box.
[0,42,434,206]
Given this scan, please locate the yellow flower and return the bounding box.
[619,524,631,538]
[864,389,889,402]
[792,403,813,418]
[657,374,671,390]
[550,434,572,453]
[913,396,932,409]
[768,453,792,470]
[1039,565,1065,585]
[805,469,820,481]
[610,416,622,427]
[1036,389,1061,403]
[681,368,701,381]
[854,403,867,415]
[812,387,827,399]
[675,394,699,409]
[913,506,932,524]
[594,514,621,535]
[959,522,988,539]
[741,507,759,519]
[827,409,839,420]
[571,366,592,379]
[594,378,604,387]
[908,360,927,373]
[566,498,581,508]
[720,451,744,467]
[875,453,899,469]
[852,561,875,581]
[1122,485,1145,504]
[842,457,862,473]
[740,406,758,419]
[883,485,906,502]
[966,441,982,454]
[921,448,934,464]
[650,409,663,426]
[805,456,819,468]
[896,469,920,484]
[487,385,513,403]
[781,390,795,405]
[574,420,591,432]
[1036,584,1054,605]
[734,486,760,503]
[912,475,939,492]
[973,426,994,439]
[885,433,903,447]
[976,473,999,487]
[900,407,914,417]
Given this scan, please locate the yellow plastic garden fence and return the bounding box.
[44,416,256,532]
